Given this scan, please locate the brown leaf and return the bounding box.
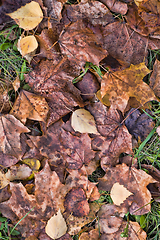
[98,163,156,215]
[88,102,132,168]
[100,0,128,15]
[0,114,30,159]
[0,161,65,237]
[10,90,49,124]
[25,58,83,126]
[149,59,160,98]
[30,120,95,170]
[100,62,156,112]
[98,204,147,239]
[0,153,19,168]
[79,229,100,240]
[58,20,108,68]
[64,187,90,217]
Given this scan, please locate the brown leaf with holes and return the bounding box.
[0,114,30,159]
[87,101,132,169]
[100,62,157,113]
[98,163,156,215]
[98,204,147,239]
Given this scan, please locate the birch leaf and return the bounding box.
[110,182,133,206]
[17,36,38,57]
[71,109,98,134]
[7,1,43,30]
[45,209,67,239]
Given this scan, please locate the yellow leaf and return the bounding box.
[110,182,133,206]
[71,109,98,134]
[17,35,38,57]
[0,171,9,189]
[45,209,67,239]
[7,1,43,30]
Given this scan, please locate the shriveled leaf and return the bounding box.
[12,76,20,92]
[17,35,38,57]
[79,229,100,240]
[45,209,67,239]
[7,1,43,30]
[100,62,156,112]
[149,59,160,98]
[71,109,98,134]
[5,164,32,181]
[110,182,133,206]
[10,90,49,124]
[0,114,30,159]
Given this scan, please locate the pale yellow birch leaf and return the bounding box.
[17,35,38,57]
[7,1,43,30]
[110,182,133,206]
[71,109,98,134]
[45,209,67,239]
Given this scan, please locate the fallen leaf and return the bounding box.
[17,35,38,57]
[98,204,147,239]
[88,101,132,168]
[5,164,32,181]
[0,114,30,159]
[79,229,100,240]
[45,209,67,239]
[12,76,20,92]
[110,182,133,206]
[7,1,43,30]
[149,59,160,98]
[10,90,49,124]
[98,163,156,215]
[125,108,155,141]
[59,20,108,68]
[0,171,10,189]
[71,109,98,134]
[100,62,156,112]
[100,0,128,15]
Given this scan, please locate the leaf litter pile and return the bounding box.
[0,0,160,239]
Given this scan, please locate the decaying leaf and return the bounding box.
[98,204,147,239]
[149,59,160,98]
[10,90,49,124]
[110,182,133,206]
[98,163,156,215]
[7,1,43,30]
[45,209,67,239]
[5,164,32,181]
[71,109,98,134]
[100,62,157,112]
[0,171,10,189]
[17,35,38,57]
[0,114,30,159]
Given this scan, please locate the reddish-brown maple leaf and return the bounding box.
[98,163,156,215]
[87,101,132,169]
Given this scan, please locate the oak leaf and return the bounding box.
[100,62,157,113]
[0,114,30,159]
[98,163,156,215]
[71,109,98,134]
[7,1,43,30]
[10,90,49,124]
[45,209,67,239]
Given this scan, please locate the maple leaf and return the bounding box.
[98,163,156,215]
[0,114,30,159]
[10,90,49,124]
[100,62,157,113]
[7,1,43,30]
[87,101,132,169]
[25,58,83,126]
[98,204,147,239]
[58,20,108,68]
